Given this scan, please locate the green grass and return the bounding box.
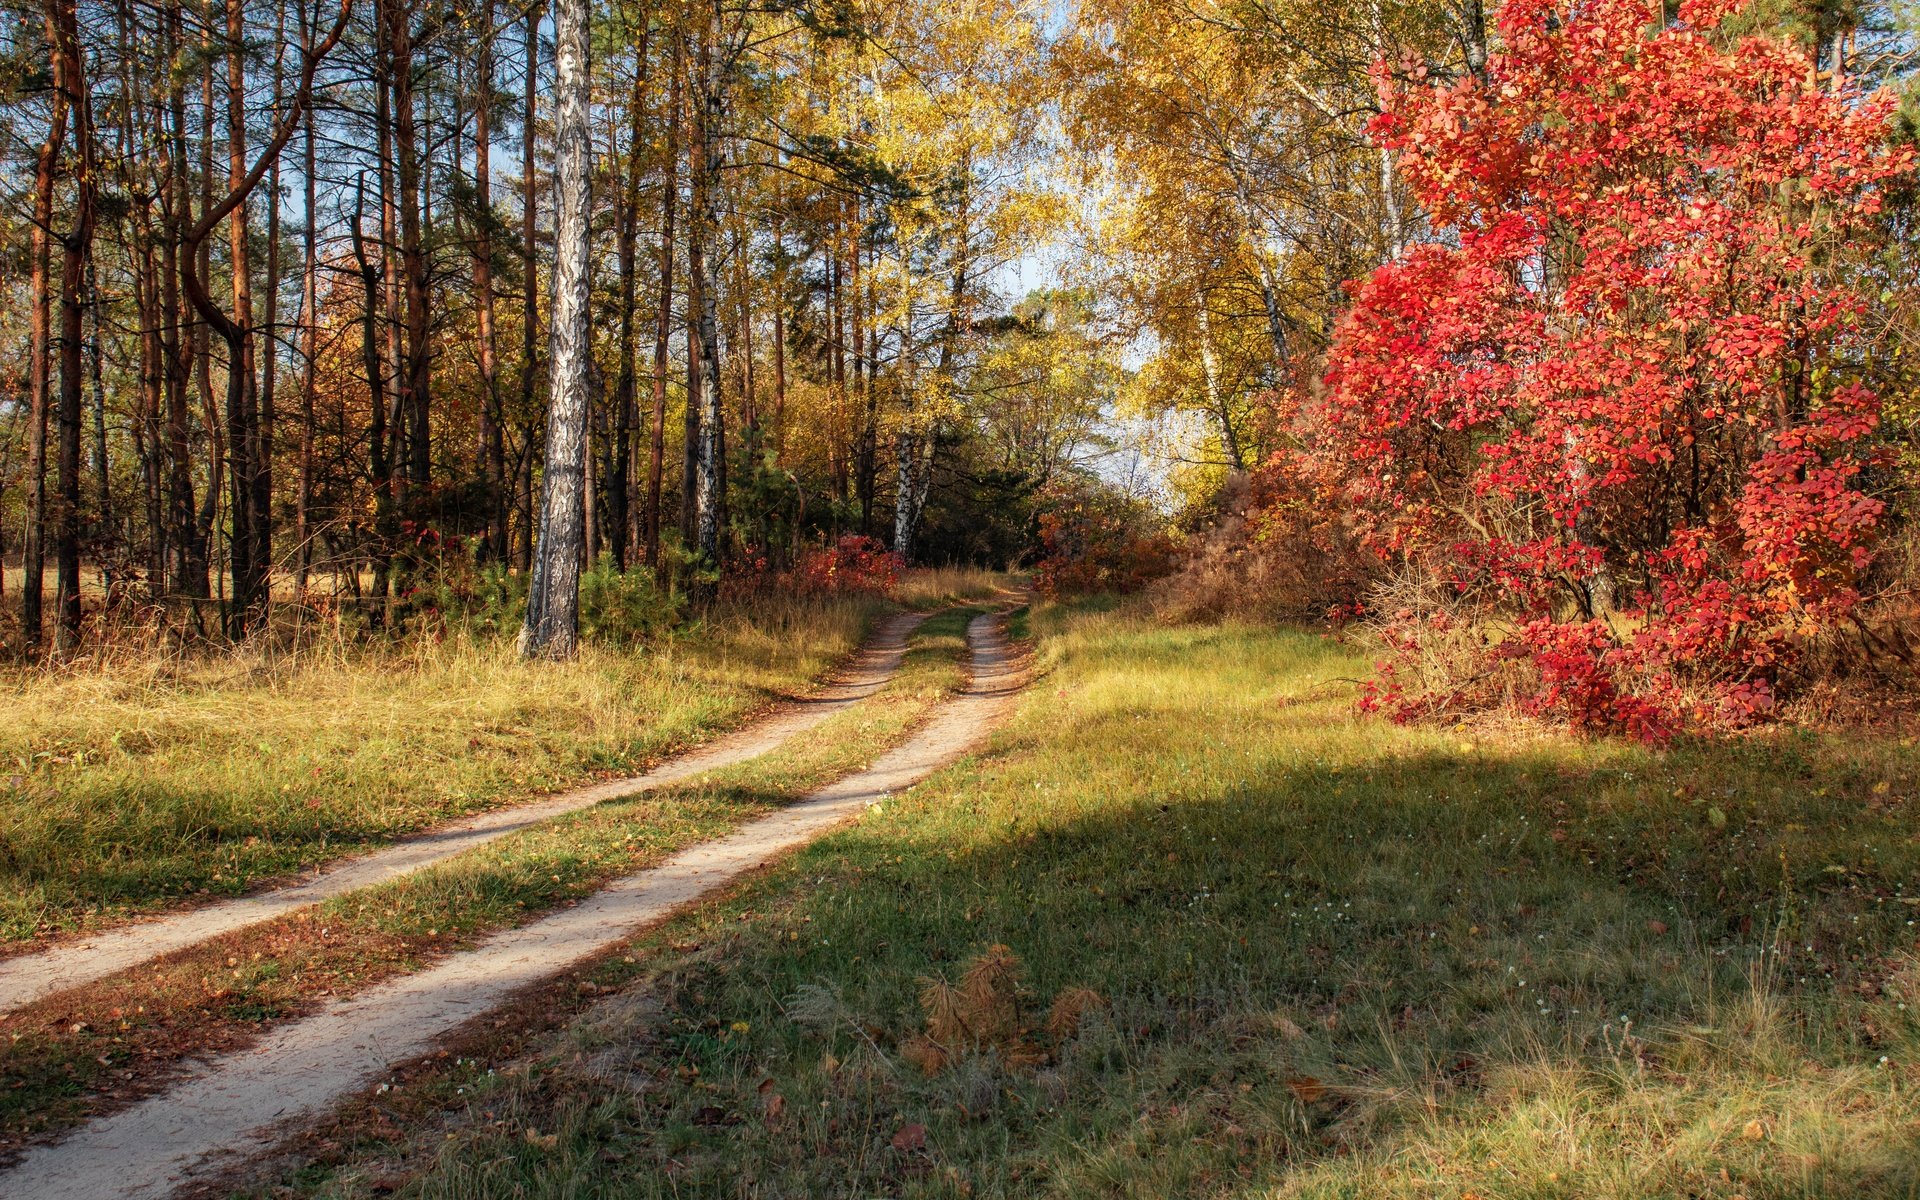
[272,600,1920,1200]
[0,595,887,945]
[0,608,985,1143]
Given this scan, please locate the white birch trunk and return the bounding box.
[690,33,726,567]
[520,0,592,658]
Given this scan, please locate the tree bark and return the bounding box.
[610,36,647,571]
[688,25,726,569]
[473,0,507,564]
[258,0,286,606]
[220,0,261,636]
[20,1,68,651]
[521,0,592,658]
[389,0,432,490]
[644,47,680,568]
[295,0,318,594]
[351,175,392,597]
[516,2,542,573]
[52,0,96,650]
[161,0,207,600]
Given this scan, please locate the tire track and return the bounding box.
[0,612,927,1015]
[0,612,1020,1200]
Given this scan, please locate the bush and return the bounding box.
[788,536,904,596]
[578,555,685,646]
[1316,0,1914,739]
[1031,481,1176,599]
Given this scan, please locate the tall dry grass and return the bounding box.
[0,591,882,944]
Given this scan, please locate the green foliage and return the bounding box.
[577,555,684,646]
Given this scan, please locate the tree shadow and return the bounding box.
[612,715,1920,1197]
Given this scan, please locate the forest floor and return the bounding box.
[6,592,1920,1198]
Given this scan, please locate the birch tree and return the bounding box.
[519,0,594,659]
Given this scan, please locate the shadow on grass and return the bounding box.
[376,687,1920,1200]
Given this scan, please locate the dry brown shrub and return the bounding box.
[905,945,1101,1075]
[1150,472,1371,626]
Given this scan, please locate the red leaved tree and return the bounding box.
[1321,0,1913,738]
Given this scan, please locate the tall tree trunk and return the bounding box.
[517,2,542,573]
[473,0,506,564]
[520,0,592,658]
[771,202,787,455]
[295,0,318,594]
[852,222,876,533]
[389,0,431,490]
[644,48,680,568]
[257,0,286,606]
[829,212,847,508]
[610,41,646,571]
[376,23,407,595]
[352,175,391,596]
[52,0,95,650]
[733,207,756,434]
[222,0,262,635]
[21,2,68,651]
[184,0,347,633]
[126,28,168,604]
[161,0,206,600]
[195,31,222,607]
[86,259,111,572]
[680,43,700,552]
[688,24,726,569]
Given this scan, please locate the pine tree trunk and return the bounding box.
[390,0,431,490]
[161,0,206,600]
[20,2,67,651]
[52,0,95,650]
[520,0,593,658]
[257,0,285,606]
[352,178,390,598]
[644,48,680,569]
[611,43,646,571]
[473,0,506,564]
[221,0,261,635]
[517,3,542,574]
[295,0,318,595]
[86,259,111,572]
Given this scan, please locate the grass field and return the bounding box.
[0,605,986,1146]
[268,598,1920,1199]
[0,592,889,945]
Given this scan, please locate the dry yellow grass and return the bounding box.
[0,592,883,943]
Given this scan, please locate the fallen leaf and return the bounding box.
[891,1122,927,1152]
[1647,920,1669,935]
[1286,1075,1327,1103]
[1742,1118,1768,1141]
